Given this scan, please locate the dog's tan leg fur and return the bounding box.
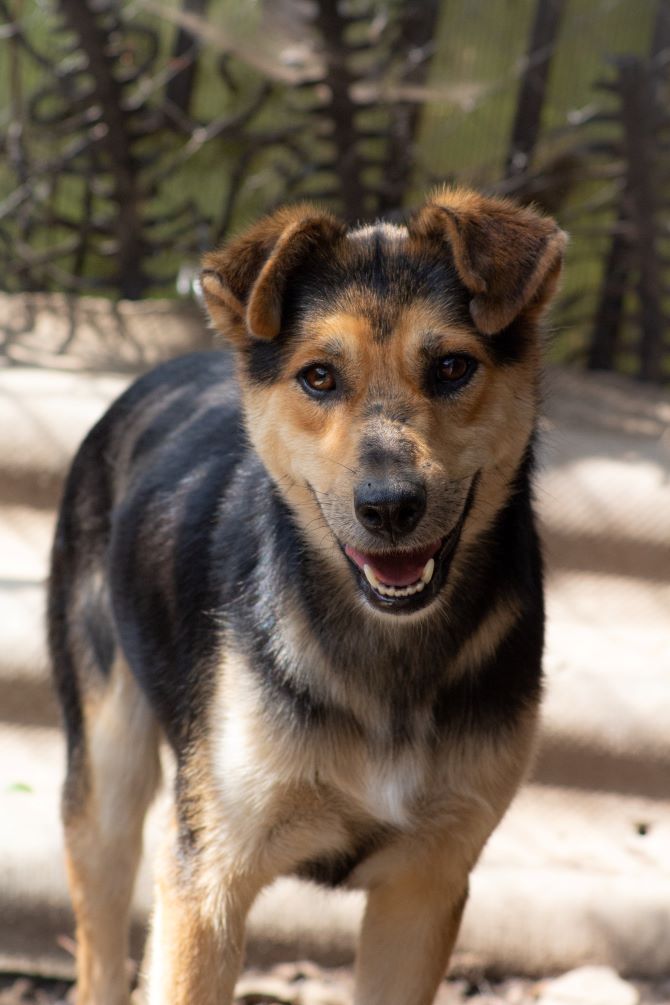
[143,837,259,1005]
[63,656,160,1005]
[354,859,469,1005]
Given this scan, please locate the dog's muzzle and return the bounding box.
[343,473,480,615]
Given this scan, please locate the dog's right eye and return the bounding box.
[298,364,337,396]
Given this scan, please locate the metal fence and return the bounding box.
[0,0,668,380]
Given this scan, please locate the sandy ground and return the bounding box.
[1,963,670,1005]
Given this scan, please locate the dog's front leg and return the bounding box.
[353,862,469,1005]
[143,835,259,1005]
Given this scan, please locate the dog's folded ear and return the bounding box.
[410,187,567,335]
[201,206,345,342]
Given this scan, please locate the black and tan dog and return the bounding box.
[49,187,565,1005]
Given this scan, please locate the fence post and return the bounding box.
[505,0,566,180]
[376,0,441,215]
[618,58,665,381]
[165,0,210,122]
[311,0,369,221]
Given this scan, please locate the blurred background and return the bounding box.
[0,3,669,1004]
[0,0,669,379]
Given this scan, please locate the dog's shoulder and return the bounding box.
[65,349,255,746]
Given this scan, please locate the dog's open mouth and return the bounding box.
[345,541,439,597]
[343,536,455,614]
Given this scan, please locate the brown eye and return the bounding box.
[434,355,476,392]
[299,364,337,396]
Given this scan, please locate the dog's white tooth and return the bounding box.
[367,574,429,600]
[421,558,435,584]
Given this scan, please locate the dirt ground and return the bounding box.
[1,964,669,1005]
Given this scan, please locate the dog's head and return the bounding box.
[201,189,566,618]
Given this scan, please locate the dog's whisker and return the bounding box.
[316,454,359,477]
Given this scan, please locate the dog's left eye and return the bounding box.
[299,364,337,396]
[433,355,477,391]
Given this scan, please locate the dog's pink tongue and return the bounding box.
[345,542,439,587]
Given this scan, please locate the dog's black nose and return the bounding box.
[354,479,426,538]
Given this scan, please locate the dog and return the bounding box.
[48,186,566,1005]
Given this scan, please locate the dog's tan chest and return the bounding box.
[321,737,439,829]
[209,660,429,868]
[208,652,503,877]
